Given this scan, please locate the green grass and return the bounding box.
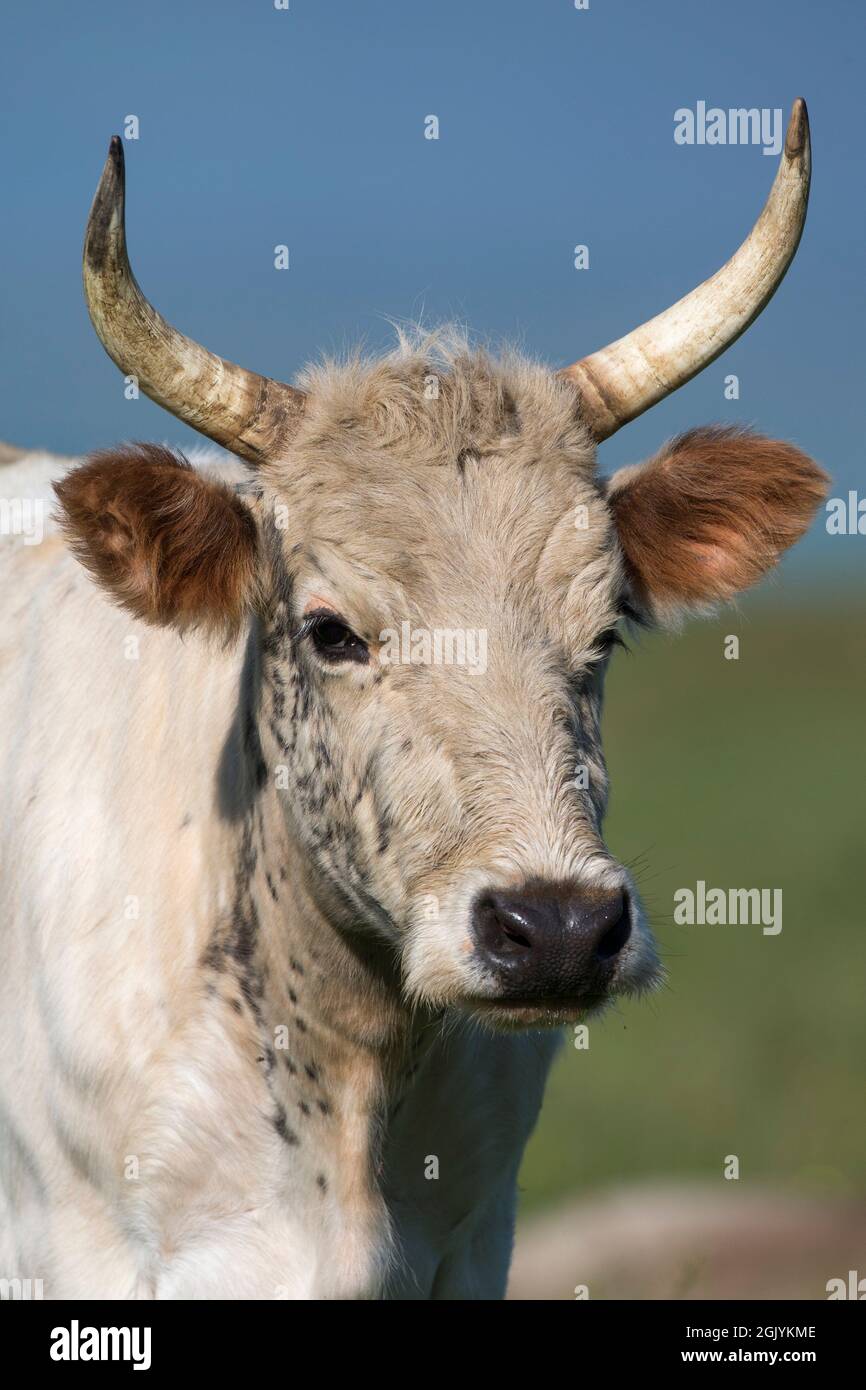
[519,590,866,1210]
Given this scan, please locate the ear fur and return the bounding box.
[54,444,259,636]
[608,426,828,622]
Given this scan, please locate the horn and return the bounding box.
[561,99,811,442]
[83,138,305,465]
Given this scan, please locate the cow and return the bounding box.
[0,100,826,1299]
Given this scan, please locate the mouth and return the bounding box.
[461,991,611,1030]
[458,949,664,1030]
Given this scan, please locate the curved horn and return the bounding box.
[562,99,811,442]
[83,138,305,465]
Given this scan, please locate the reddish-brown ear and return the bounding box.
[54,444,259,635]
[608,426,828,622]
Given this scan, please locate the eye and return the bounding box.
[303,610,369,664]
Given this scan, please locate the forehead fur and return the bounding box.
[258,328,620,644]
[286,325,594,469]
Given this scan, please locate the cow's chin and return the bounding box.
[457,992,612,1032]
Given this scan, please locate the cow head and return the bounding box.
[55,104,826,1027]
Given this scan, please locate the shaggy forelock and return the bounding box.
[285,324,595,471]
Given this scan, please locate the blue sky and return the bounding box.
[1,0,863,580]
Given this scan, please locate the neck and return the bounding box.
[200,630,437,1266]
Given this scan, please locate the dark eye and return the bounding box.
[307,612,369,664]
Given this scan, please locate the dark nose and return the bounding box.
[471,880,631,1003]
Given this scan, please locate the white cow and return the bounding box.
[0,103,825,1297]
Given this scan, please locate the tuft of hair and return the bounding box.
[288,321,593,469]
[608,426,828,621]
[54,443,258,636]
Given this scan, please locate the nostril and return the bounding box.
[595,893,631,960]
[473,893,535,956]
[501,923,532,949]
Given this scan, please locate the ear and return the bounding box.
[54,444,259,636]
[607,426,828,624]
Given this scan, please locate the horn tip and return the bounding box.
[85,135,126,273]
[785,98,809,164]
[104,135,125,188]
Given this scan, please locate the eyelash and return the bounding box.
[583,626,629,674]
[599,627,629,654]
[293,609,370,664]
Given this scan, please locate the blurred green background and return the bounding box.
[519,585,866,1210]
